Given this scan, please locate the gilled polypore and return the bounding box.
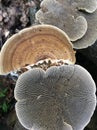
[14,64,96,130]
[36,0,97,49]
[0,25,96,130]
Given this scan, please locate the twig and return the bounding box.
[28,0,36,25]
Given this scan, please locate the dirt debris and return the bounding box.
[0,0,42,50]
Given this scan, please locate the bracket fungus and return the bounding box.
[36,0,97,49]
[0,24,75,74]
[14,64,96,130]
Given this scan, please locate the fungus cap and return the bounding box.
[73,8,97,49]
[36,0,97,49]
[0,25,75,74]
[14,64,96,130]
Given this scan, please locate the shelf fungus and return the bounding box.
[36,0,97,49]
[14,64,96,130]
[0,24,75,74]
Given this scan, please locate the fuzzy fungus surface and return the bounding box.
[36,0,97,49]
[14,65,96,130]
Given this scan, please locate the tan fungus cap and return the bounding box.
[0,24,75,74]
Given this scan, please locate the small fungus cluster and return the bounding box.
[0,1,97,130]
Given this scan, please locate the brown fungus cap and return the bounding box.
[0,25,75,74]
[14,64,96,130]
[36,0,97,49]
